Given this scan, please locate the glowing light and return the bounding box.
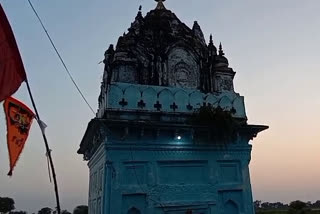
[177,136,181,140]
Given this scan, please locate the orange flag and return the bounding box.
[3,96,34,176]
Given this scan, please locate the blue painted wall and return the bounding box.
[87,134,255,214]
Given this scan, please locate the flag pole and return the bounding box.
[25,78,61,214]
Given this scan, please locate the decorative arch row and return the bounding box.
[107,84,246,117]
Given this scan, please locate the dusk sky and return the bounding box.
[0,0,320,213]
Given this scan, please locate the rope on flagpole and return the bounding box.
[25,78,61,214]
[27,0,95,115]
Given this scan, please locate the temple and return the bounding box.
[78,1,268,213]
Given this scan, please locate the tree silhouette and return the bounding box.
[254,200,261,210]
[38,207,52,214]
[9,211,27,214]
[288,201,311,214]
[312,200,320,208]
[0,197,15,213]
[73,206,88,214]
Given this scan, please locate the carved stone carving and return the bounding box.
[101,6,235,93]
[168,48,199,88]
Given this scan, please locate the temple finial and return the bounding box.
[208,34,217,56]
[209,34,213,44]
[219,42,225,56]
[155,0,166,10]
[136,5,143,17]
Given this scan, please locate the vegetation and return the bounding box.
[37,208,52,214]
[0,197,15,214]
[189,106,241,144]
[72,206,88,214]
[0,196,88,214]
[9,212,27,214]
[255,200,320,214]
[2,195,320,214]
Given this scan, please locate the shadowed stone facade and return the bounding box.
[101,1,235,97]
[78,1,268,214]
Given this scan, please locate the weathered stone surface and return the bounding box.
[99,5,236,110]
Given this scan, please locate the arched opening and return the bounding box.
[224,200,239,214]
[127,207,141,214]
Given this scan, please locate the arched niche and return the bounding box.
[167,47,199,89]
[189,91,204,109]
[158,89,174,111]
[205,94,219,107]
[127,207,141,214]
[232,96,246,118]
[174,90,189,112]
[107,84,124,108]
[123,85,141,109]
[219,96,232,111]
[224,200,239,214]
[141,87,157,110]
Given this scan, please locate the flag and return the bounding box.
[38,119,47,134]
[4,96,34,176]
[0,4,27,102]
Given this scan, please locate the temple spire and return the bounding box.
[155,0,166,10]
[192,21,205,44]
[136,5,143,19]
[208,34,217,56]
[219,42,225,56]
[209,34,213,45]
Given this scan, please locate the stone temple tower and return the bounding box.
[78,1,268,213]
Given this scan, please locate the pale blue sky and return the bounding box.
[1,0,320,213]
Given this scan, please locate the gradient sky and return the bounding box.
[0,0,320,213]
